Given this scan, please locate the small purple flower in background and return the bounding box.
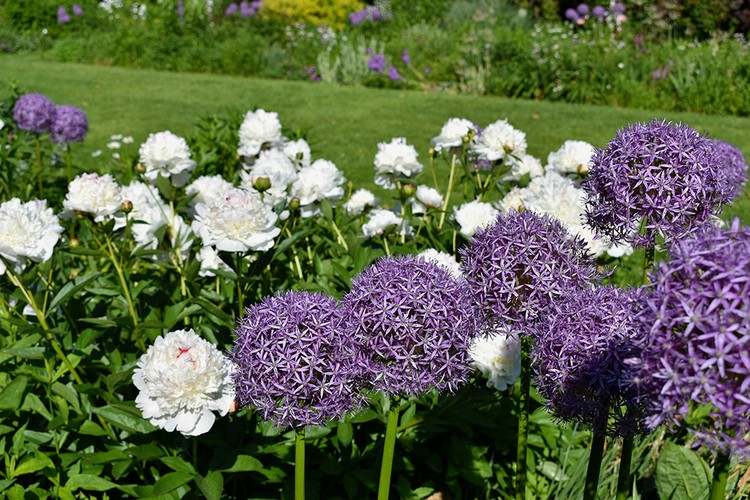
[72,4,83,16]
[564,8,579,22]
[57,6,71,24]
[176,0,184,18]
[349,5,384,25]
[577,3,590,16]
[239,1,252,17]
[710,139,748,203]
[367,5,383,22]
[611,2,626,15]
[367,53,386,73]
[305,65,320,81]
[349,10,367,25]
[225,2,239,16]
[592,5,606,18]
[387,66,401,81]
[50,105,88,144]
[401,48,411,65]
[13,93,56,134]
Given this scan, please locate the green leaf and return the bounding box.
[93,403,156,434]
[336,421,353,447]
[655,442,710,500]
[0,376,27,411]
[12,453,54,477]
[79,421,107,436]
[47,272,102,312]
[66,473,118,492]
[21,393,52,420]
[152,471,193,495]
[220,454,264,473]
[160,456,196,474]
[195,471,223,500]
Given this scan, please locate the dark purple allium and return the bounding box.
[12,93,56,134]
[225,2,238,15]
[533,286,649,436]
[612,2,625,15]
[57,6,71,24]
[636,221,750,457]
[583,120,724,248]
[565,8,579,22]
[577,3,590,16]
[341,256,479,396]
[72,4,83,16]
[592,5,606,18]
[460,210,598,327]
[232,291,360,428]
[709,140,748,203]
[401,48,411,65]
[387,66,401,81]
[367,53,387,73]
[50,105,88,144]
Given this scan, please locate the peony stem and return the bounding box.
[583,409,608,500]
[377,406,400,500]
[104,236,140,327]
[515,346,531,500]
[437,155,457,230]
[295,429,305,500]
[709,451,731,500]
[382,237,391,257]
[615,434,634,500]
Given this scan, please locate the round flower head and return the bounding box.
[362,208,405,238]
[133,329,236,436]
[460,210,598,326]
[238,108,282,158]
[547,140,595,175]
[533,287,648,435]
[453,200,499,238]
[240,149,297,205]
[470,326,521,391]
[432,118,478,152]
[502,154,544,182]
[63,173,122,222]
[290,159,345,217]
[341,257,479,396]
[186,175,234,209]
[50,105,88,144]
[709,139,748,203]
[637,221,750,456]
[12,93,56,134]
[282,138,311,169]
[138,131,196,187]
[0,199,63,276]
[374,137,423,189]
[414,185,443,211]
[583,120,723,247]
[345,188,377,216]
[471,119,527,163]
[232,292,360,428]
[418,248,462,279]
[115,181,169,250]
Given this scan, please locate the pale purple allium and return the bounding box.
[583,120,724,248]
[349,5,383,25]
[57,6,71,24]
[401,48,411,65]
[612,2,625,14]
[593,5,606,18]
[341,257,479,396]
[577,3,590,15]
[636,221,750,457]
[387,66,401,81]
[12,93,56,134]
[50,105,88,144]
[72,4,83,16]
[349,10,367,25]
[565,8,579,22]
[225,2,238,15]
[367,53,386,73]
[709,140,748,203]
[232,292,360,428]
[305,65,320,81]
[533,286,649,436]
[239,0,255,17]
[460,210,598,327]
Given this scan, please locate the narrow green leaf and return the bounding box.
[152,471,193,495]
[12,453,54,477]
[48,272,102,312]
[93,403,156,434]
[66,473,118,492]
[0,376,27,411]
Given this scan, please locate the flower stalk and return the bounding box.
[377,406,400,500]
[437,155,457,230]
[515,344,531,500]
[709,451,730,500]
[295,429,305,500]
[583,407,608,500]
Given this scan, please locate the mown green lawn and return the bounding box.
[1,55,748,223]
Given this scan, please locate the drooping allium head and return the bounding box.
[340,256,479,396]
[709,139,748,203]
[12,93,56,134]
[636,221,750,457]
[460,210,598,327]
[50,105,88,144]
[583,120,723,247]
[533,287,648,436]
[232,292,360,428]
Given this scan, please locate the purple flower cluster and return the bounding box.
[57,6,71,24]
[532,286,649,436]
[340,257,479,396]
[50,105,88,144]
[636,221,750,457]
[460,210,598,327]
[72,4,83,16]
[710,140,748,203]
[231,292,360,428]
[584,120,726,247]
[12,93,57,134]
[349,5,383,26]
[225,0,261,18]
[565,3,624,25]
[367,53,386,73]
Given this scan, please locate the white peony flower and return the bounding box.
[502,154,544,182]
[373,137,423,189]
[166,210,194,261]
[186,175,234,209]
[344,188,377,215]
[432,118,477,152]
[0,199,63,276]
[64,173,122,222]
[133,329,236,436]
[237,109,283,158]
[415,185,444,208]
[282,139,311,169]
[197,246,234,278]
[453,200,499,238]
[472,119,527,162]
[116,182,168,250]
[290,159,346,217]
[362,208,404,238]
[240,149,297,205]
[547,140,596,175]
[418,249,462,279]
[470,327,521,391]
[138,131,196,187]
[498,187,525,212]
[192,187,280,252]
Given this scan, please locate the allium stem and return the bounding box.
[709,451,731,500]
[583,409,608,500]
[615,434,634,500]
[295,429,305,500]
[641,244,655,285]
[438,155,457,230]
[515,346,531,500]
[377,406,400,500]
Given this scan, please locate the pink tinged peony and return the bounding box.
[0,198,63,276]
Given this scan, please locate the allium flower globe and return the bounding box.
[453,200,499,238]
[373,137,423,189]
[0,199,63,276]
[472,119,527,162]
[237,108,283,158]
[418,248,462,278]
[240,149,297,204]
[12,93,56,133]
[186,175,234,208]
[63,173,122,222]
[133,329,236,436]
[362,208,405,238]
[432,118,477,152]
[50,105,88,144]
[344,188,377,215]
[138,131,196,187]
[709,139,748,203]
[470,327,521,391]
[290,159,346,217]
[546,140,595,175]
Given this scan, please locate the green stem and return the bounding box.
[515,347,531,500]
[583,409,608,500]
[104,237,140,327]
[295,429,305,500]
[377,407,400,500]
[382,237,391,257]
[709,451,731,500]
[641,244,655,285]
[615,434,634,500]
[437,155,457,230]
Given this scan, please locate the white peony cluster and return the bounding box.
[362,208,405,238]
[138,131,196,187]
[240,149,298,205]
[290,159,346,217]
[0,199,63,276]
[237,109,283,158]
[282,138,311,169]
[186,175,234,209]
[418,248,462,279]
[373,137,423,189]
[546,140,596,175]
[453,200,499,238]
[193,187,280,253]
[133,329,236,436]
[344,188,377,215]
[64,173,122,222]
[472,119,527,162]
[432,118,477,152]
[502,154,544,182]
[469,327,521,391]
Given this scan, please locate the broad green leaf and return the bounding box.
[655,442,710,500]
[152,471,193,495]
[221,454,264,473]
[337,421,353,447]
[0,376,27,411]
[195,471,223,500]
[47,272,102,312]
[12,453,54,477]
[21,393,52,420]
[78,421,107,436]
[160,456,196,474]
[66,473,118,492]
[93,403,156,434]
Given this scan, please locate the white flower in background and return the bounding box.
[432,118,477,152]
[107,141,121,150]
[0,119,5,131]
[470,327,521,391]
[283,139,311,169]
[197,246,234,278]
[237,109,283,158]
[547,140,596,175]
[166,210,193,261]
[122,136,134,144]
[192,187,280,252]
[502,154,544,182]
[116,182,168,250]
[64,173,122,221]
[344,188,377,215]
[362,208,403,238]
[415,185,443,208]
[186,175,234,208]
[472,119,527,162]
[240,149,297,205]
[290,159,346,217]
[373,137,423,189]
[133,329,236,436]
[418,249,462,279]
[99,0,123,14]
[0,199,63,276]
[499,187,525,212]
[91,150,102,158]
[453,200,499,238]
[138,131,196,187]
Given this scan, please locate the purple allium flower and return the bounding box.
[611,2,625,15]
[231,291,360,428]
[636,221,750,457]
[367,53,387,73]
[57,6,71,24]
[176,0,184,18]
[225,2,238,16]
[709,140,748,203]
[340,257,479,396]
[305,65,320,81]
[583,120,724,248]
[460,210,598,327]
[401,48,411,65]
[387,66,401,81]
[50,105,88,144]
[577,3,590,16]
[12,93,56,134]
[239,1,254,17]
[72,4,83,16]
[592,5,606,18]
[533,286,649,436]
[349,9,367,25]
[367,5,383,21]
[565,8,579,22]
